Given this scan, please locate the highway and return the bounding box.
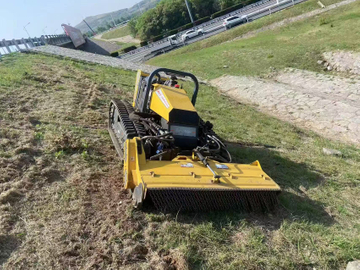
[120,0,306,63]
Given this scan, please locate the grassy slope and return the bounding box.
[0,53,359,269]
[142,1,360,268]
[102,25,131,40]
[148,0,360,79]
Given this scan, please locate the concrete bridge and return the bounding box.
[0,34,74,56]
[1,24,120,57]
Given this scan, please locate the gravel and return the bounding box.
[211,68,360,146]
[323,51,360,75]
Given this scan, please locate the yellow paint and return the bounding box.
[123,137,146,189]
[150,84,196,122]
[127,70,281,198]
[125,139,280,192]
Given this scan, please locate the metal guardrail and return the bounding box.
[0,34,71,56]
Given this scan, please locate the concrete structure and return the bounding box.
[61,24,86,48]
[0,35,72,55]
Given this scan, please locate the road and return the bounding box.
[120,0,306,63]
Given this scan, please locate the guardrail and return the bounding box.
[0,34,71,56]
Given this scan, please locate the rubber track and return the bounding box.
[108,99,145,159]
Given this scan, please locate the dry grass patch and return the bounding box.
[0,53,359,269]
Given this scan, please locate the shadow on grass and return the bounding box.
[0,235,21,266]
[144,141,334,229]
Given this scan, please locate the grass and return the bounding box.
[101,25,131,40]
[114,41,138,48]
[0,52,359,269]
[148,0,360,79]
[142,1,360,268]
[111,42,139,55]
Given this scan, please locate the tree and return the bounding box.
[218,0,235,9]
[96,26,107,33]
[189,0,217,18]
[128,18,138,37]
[129,0,257,40]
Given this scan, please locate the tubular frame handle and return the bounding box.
[142,68,199,113]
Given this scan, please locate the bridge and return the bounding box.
[0,24,86,56]
[0,24,122,57]
[0,35,73,56]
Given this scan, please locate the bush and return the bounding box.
[194,16,211,25]
[140,41,148,47]
[211,3,245,19]
[167,29,178,36]
[151,34,164,42]
[122,45,137,53]
[178,23,194,32]
[110,51,119,57]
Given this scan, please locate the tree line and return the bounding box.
[128,0,258,40]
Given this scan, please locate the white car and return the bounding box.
[181,29,204,41]
[168,34,179,45]
[223,16,247,29]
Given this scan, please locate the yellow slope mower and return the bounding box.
[108,68,280,212]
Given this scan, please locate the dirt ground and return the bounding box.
[0,54,184,269]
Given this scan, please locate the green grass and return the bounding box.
[1,53,359,269]
[101,25,131,40]
[143,1,360,268]
[148,0,360,79]
[111,42,138,55]
[145,77,360,269]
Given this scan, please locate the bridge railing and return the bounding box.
[0,34,71,56]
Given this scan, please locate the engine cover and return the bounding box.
[150,84,199,149]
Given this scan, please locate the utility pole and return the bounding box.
[23,22,31,38]
[83,19,95,34]
[185,0,194,24]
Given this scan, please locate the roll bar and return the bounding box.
[142,68,199,113]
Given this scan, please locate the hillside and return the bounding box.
[147,0,358,77]
[0,47,359,268]
[74,0,160,33]
[101,25,131,40]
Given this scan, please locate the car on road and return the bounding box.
[223,15,247,29]
[181,29,204,41]
[168,34,179,46]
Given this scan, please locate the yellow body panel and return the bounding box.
[123,138,146,190]
[124,138,280,192]
[150,84,196,122]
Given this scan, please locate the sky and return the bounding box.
[0,0,138,40]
